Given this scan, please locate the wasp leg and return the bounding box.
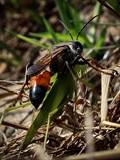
[65,61,81,131]
[79,56,119,77]
[13,48,40,106]
[12,64,30,106]
[12,78,28,106]
[76,58,88,65]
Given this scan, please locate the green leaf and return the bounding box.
[54,0,74,29]
[69,6,83,33]
[54,0,91,45]
[106,0,120,12]
[95,27,106,49]
[90,27,106,58]
[22,71,75,149]
[89,2,102,43]
[16,34,50,49]
[31,32,91,47]
[43,18,58,43]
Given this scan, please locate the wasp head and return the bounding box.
[64,41,83,65]
[70,41,83,55]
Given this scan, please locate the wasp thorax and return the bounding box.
[60,41,83,66]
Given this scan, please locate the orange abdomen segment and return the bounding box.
[30,71,51,89]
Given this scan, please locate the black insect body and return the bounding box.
[50,41,83,74]
[22,41,84,109]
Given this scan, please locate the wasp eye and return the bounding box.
[72,41,83,53]
[72,43,78,50]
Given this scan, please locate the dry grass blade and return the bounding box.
[84,109,94,154]
[0,85,18,95]
[34,145,52,160]
[110,89,120,109]
[101,69,120,128]
[62,149,120,160]
[0,80,23,85]
[101,69,112,123]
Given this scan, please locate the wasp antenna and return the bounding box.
[58,19,74,40]
[76,15,100,40]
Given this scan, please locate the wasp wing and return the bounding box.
[26,45,68,76]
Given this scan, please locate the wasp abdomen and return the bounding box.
[29,71,51,109]
[29,86,47,109]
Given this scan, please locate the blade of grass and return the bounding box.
[106,0,120,13]
[43,18,58,43]
[22,72,75,149]
[31,32,91,48]
[54,0,74,29]
[98,0,120,18]
[90,27,106,58]
[89,2,102,43]
[55,0,91,46]
[101,69,111,122]
[16,34,50,49]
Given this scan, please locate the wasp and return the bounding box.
[21,41,83,109]
[14,15,117,109]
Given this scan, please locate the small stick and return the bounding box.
[1,120,44,134]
